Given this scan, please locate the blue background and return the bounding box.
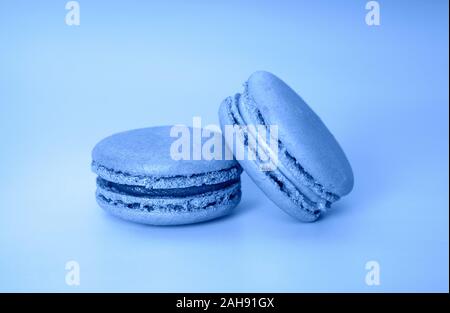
[0,0,448,292]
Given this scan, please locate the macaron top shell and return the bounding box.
[92,126,240,185]
[242,71,354,196]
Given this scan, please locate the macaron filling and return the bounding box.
[97,176,241,198]
[223,92,339,215]
[96,180,241,213]
[92,163,242,213]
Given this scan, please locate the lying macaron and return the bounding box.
[91,126,242,225]
[219,71,353,222]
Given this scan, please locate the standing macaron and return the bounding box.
[91,126,242,225]
[219,71,353,222]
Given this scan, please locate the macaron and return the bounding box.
[218,71,353,222]
[91,126,243,225]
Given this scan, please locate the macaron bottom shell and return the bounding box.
[96,180,241,226]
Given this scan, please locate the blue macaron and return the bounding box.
[219,71,354,222]
[91,126,242,225]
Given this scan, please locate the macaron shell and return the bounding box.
[245,71,354,196]
[92,126,238,178]
[96,181,241,225]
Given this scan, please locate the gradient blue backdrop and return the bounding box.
[0,0,448,292]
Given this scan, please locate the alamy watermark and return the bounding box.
[65,260,80,286]
[169,117,279,171]
[365,260,381,286]
[65,1,80,26]
[365,1,381,26]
